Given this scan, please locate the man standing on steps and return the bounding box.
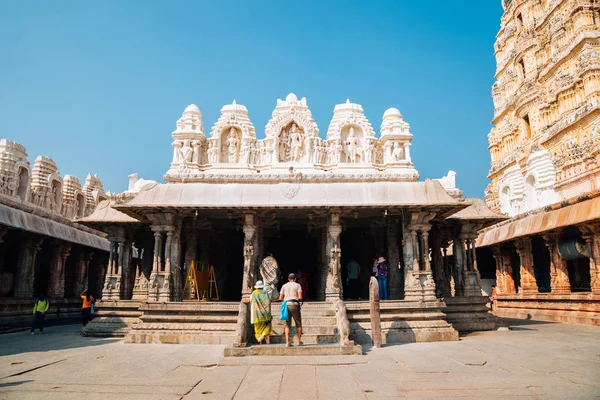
[279,273,303,347]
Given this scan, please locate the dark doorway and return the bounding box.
[35,241,54,297]
[209,229,243,302]
[341,228,377,300]
[264,227,319,300]
[531,235,551,292]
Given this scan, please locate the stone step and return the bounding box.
[139,315,238,323]
[131,322,236,331]
[271,324,338,335]
[266,333,340,345]
[224,343,363,357]
[125,330,237,345]
[269,306,335,317]
[272,316,337,325]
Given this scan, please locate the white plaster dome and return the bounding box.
[383,107,402,119]
[285,93,298,102]
[184,104,201,114]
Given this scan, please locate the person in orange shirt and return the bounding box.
[80,290,94,328]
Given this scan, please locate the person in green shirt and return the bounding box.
[31,293,49,335]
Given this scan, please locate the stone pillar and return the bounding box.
[387,218,402,300]
[404,225,422,301]
[325,210,343,301]
[431,229,450,297]
[48,243,71,299]
[170,226,183,301]
[75,250,93,295]
[14,236,43,298]
[543,234,571,293]
[460,237,483,297]
[241,212,256,300]
[419,225,437,300]
[115,241,124,297]
[514,237,538,293]
[491,246,505,294]
[580,224,600,294]
[403,143,411,162]
[452,235,465,295]
[404,221,436,301]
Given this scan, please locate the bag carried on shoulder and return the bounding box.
[279,301,289,320]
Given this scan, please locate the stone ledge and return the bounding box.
[224,343,363,357]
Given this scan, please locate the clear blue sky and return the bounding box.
[0,1,503,198]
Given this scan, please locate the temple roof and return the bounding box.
[77,199,141,225]
[109,179,467,219]
[447,198,507,227]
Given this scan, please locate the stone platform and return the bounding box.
[225,343,362,356]
[443,295,498,332]
[494,293,600,326]
[124,301,239,344]
[346,299,459,344]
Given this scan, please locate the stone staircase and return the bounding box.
[84,300,142,337]
[225,301,362,356]
[124,302,239,344]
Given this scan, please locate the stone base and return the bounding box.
[224,343,363,357]
[124,301,239,344]
[83,300,142,337]
[443,296,497,332]
[346,299,459,345]
[494,293,600,326]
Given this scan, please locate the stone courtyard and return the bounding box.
[0,319,599,400]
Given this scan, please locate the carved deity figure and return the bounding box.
[391,142,404,162]
[306,137,315,163]
[241,142,251,164]
[208,141,219,164]
[227,128,239,163]
[278,128,289,162]
[364,139,374,163]
[345,127,360,163]
[335,140,343,164]
[290,124,302,161]
[179,139,194,167]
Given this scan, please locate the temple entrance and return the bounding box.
[341,228,378,300]
[207,229,244,301]
[264,227,319,300]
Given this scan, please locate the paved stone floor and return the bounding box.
[0,319,599,400]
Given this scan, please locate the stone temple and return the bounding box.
[72,93,504,349]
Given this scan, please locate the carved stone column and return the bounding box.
[387,219,402,300]
[580,224,600,294]
[431,228,450,297]
[543,234,571,293]
[75,250,93,295]
[241,212,256,300]
[48,243,71,299]
[149,229,164,302]
[491,246,505,294]
[325,210,343,301]
[514,237,538,293]
[451,235,465,295]
[459,236,483,297]
[501,250,517,294]
[14,236,43,298]
[404,212,437,301]
[115,241,124,297]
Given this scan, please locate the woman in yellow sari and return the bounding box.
[250,281,273,344]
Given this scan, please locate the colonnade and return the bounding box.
[492,223,600,295]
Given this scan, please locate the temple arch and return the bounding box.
[76,192,86,218]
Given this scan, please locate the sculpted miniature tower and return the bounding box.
[83,173,106,217]
[0,139,31,201]
[486,0,599,216]
[265,93,319,165]
[30,156,62,213]
[62,175,86,219]
[326,99,376,165]
[379,107,419,180]
[165,104,206,179]
[207,100,257,166]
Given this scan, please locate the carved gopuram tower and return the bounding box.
[477,0,600,325]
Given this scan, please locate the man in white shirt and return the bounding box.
[279,273,303,346]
